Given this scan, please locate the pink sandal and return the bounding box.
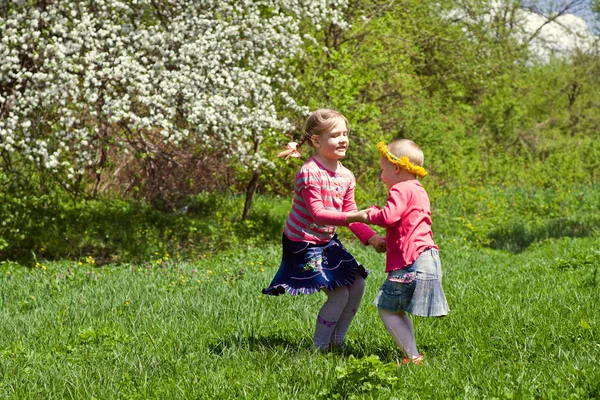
[400,354,424,365]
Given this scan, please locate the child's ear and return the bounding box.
[310,135,320,148]
[394,165,402,174]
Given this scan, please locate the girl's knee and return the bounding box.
[348,275,365,296]
[378,308,404,318]
[354,275,366,289]
[378,308,390,318]
[325,286,350,302]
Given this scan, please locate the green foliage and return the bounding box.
[266,0,600,198]
[1,1,600,396]
[323,355,399,399]
[556,251,600,290]
[430,185,600,252]
[3,0,600,220]
[0,190,290,265]
[3,183,600,264]
[0,232,599,398]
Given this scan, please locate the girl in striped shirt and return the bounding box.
[263,109,385,351]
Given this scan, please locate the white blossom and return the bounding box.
[0,0,349,179]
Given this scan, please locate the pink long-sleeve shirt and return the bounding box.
[283,156,376,245]
[367,180,438,272]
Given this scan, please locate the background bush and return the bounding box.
[3,183,598,265]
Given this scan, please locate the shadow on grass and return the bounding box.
[207,334,404,362]
[339,345,398,363]
[487,217,599,253]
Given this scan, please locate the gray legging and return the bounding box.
[313,275,365,350]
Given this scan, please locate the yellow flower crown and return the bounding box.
[377,141,428,177]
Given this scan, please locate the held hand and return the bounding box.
[368,235,386,253]
[346,209,370,224]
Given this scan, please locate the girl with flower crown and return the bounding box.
[262,109,386,351]
[347,139,449,365]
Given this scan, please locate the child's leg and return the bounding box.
[399,311,416,343]
[378,309,419,358]
[331,275,365,347]
[313,286,349,350]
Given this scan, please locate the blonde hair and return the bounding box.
[387,139,424,167]
[278,109,349,158]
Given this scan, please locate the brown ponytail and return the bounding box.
[278,109,349,159]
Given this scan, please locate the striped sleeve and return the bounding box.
[295,164,322,192]
[340,171,376,244]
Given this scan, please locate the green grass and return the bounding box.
[1,234,599,399]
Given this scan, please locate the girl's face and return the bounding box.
[311,117,349,162]
[379,156,400,189]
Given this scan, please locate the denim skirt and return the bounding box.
[373,248,449,317]
[262,234,369,296]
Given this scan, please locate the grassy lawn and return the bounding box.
[1,234,599,399]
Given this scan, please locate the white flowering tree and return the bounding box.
[0,0,349,217]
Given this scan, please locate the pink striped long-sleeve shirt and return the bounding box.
[283,156,376,245]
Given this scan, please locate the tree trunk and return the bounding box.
[567,81,581,137]
[242,167,261,220]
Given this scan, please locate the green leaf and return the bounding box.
[580,319,591,330]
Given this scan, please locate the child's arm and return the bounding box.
[346,209,386,252]
[346,209,369,224]
[301,181,381,247]
[341,185,379,246]
[365,187,407,228]
[300,186,349,226]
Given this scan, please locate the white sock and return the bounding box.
[313,286,349,350]
[331,276,365,347]
[378,309,419,358]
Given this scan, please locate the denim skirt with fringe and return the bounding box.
[373,248,449,317]
[262,234,369,296]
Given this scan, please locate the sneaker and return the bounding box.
[400,354,424,365]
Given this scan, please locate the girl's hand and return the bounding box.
[346,209,369,224]
[368,234,386,253]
